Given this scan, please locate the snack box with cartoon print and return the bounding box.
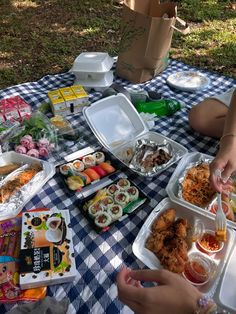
[77,176,149,233]
[19,209,76,289]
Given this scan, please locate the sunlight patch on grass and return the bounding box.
[12,1,39,9]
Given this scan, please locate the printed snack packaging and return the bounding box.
[0,214,46,303]
[0,96,32,122]
[19,209,76,289]
[48,85,90,116]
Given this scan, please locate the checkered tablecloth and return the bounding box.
[1,60,235,314]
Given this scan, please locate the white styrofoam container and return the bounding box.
[0,151,55,220]
[132,197,236,306]
[74,71,114,92]
[83,94,188,177]
[70,52,114,73]
[166,151,236,229]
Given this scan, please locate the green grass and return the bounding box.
[0,0,235,89]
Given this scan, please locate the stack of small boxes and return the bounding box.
[48,84,90,116]
[0,96,31,122]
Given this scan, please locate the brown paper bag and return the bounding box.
[116,0,189,83]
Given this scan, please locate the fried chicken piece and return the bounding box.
[174,218,188,239]
[151,208,176,232]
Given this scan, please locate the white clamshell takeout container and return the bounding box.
[83,94,188,177]
[0,151,55,220]
[132,197,236,305]
[70,52,114,73]
[166,151,236,229]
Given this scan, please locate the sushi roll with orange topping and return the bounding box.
[91,165,107,177]
[82,154,96,168]
[72,160,85,174]
[60,163,73,176]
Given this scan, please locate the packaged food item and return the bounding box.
[0,214,46,303]
[19,209,76,289]
[79,178,148,233]
[48,85,90,116]
[0,96,31,122]
[50,115,79,140]
[8,112,58,160]
[58,150,116,193]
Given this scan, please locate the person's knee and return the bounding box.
[188,104,206,133]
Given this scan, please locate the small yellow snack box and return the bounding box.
[48,90,67,115]
[48,85,90,116]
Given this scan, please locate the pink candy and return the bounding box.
[20,135,33,148]
[38,147,49,158]
[38,138,50,148]
[27,149,39,158]
[15,145,27,154]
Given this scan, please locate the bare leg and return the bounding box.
[188,99,228,138]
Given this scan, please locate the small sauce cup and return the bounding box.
[197,230,224,254]
[182,252,215,286]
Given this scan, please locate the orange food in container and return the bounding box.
[197,230,224,254]
[84,168,100,181]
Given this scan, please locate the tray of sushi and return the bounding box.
[57,148,118,195]
[77,177,149,233]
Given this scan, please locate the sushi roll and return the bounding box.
[99,162,116,174]
[108,204,123,221]
[82,154,96,168]
[88,202,104,218]
[114,191,130,207]
[84,168,100,181]
[60,163,73,176]
[72,160,85,174]
[94,212,112,228]
[117,178,130,190]
[127,186,139,202]
[93,151,105,164]
[106,184,120,197]
[91,165,107,177]
[101,196,114,209]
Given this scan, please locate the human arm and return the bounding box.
[117,267,204,314]
[210,89,236,192]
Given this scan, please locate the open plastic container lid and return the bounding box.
[216,244,236,312]
[83,94,148,151]
[70,52,114,73]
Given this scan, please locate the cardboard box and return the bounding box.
[19,209,76,289]
[48,85,90,116]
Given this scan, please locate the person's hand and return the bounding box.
[117,267,202,314]
[210,136,236,192]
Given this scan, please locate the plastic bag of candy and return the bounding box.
[5,112,58,160]
[0,213,46,303]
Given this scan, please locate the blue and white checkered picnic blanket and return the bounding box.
[1,60,235,314]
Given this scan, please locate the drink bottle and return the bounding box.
[135,99,182,116]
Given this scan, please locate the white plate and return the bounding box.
[132,197,235,296]
[166,71,210,92]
